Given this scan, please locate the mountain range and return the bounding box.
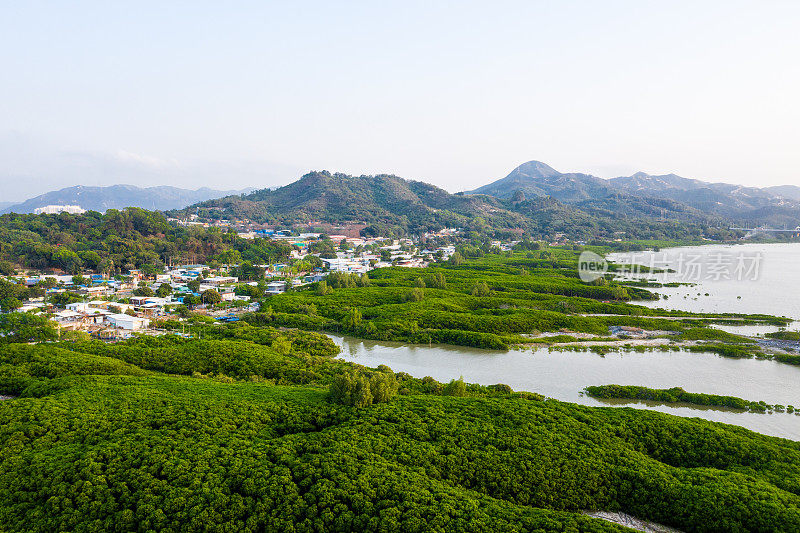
[468,161,800,227]
[1,185,252,215]
[174,169,723,241]
[10,161,800,240]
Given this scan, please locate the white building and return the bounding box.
[52,310,84,329]
[203,275,238,286]
[217,287,237,301]
[322,257,369,274]
[34,205,86,215]
[66,302,90,313]
[265,281,286,294]
[107,314,150,331]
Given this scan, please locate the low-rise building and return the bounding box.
[265,281,286,294]
[107,314,150,331]
[203,275,238,286]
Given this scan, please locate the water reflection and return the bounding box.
[330,244,800,441]
[332,335,800,441]
[609,243,800,320]
[593,397,746,413]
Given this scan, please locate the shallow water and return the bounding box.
[608,243,800,321]
[332,243,800,441]
[333,335,800,441]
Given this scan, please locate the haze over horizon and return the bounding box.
[2,1,799,201]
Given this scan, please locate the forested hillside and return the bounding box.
[182,171,534,236]
[179,170,730,240]
[0,208,291,274]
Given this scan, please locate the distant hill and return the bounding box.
[607,172,783,216]
[180,171,537,235]
[2,185,252,214]
[469,161,615,202]
[469,161,800,227]
[179,170,729,241]
[765,185,800,202]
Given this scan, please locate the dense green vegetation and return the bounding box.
[1,332,800,532]
[0,208,291,273]
[775,352,800,366]
[584,385,793,413]
[0,313,58,344]
[258,248,784,350]
[767,331,800,341]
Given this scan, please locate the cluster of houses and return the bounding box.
[2,230,517,339]
[7,266,255,338]
[53,301,150,336]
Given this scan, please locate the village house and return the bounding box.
[265,281,286,294]
[203,275,238,286]
[106,313,150,331]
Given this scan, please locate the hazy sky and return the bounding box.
[2,1,799,201]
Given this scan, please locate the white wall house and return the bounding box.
[266,281,286,294]
[66,302,90,313]
[107,314,150,331]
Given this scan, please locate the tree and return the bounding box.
[54,248,83,273]
[133,287,155,297]
[202,289,222,305]
[443,377,467,397]
[49,291,82,307]
[0,279,26,301]
[329,371,373,407]
[316,281,332,296]
[141,264,161,278]
[156,284,173,298]
[187,279,201,293]
[0,313,57,343]
[449,252,464,266]
[234,261,265,281]
[427,272,447,289]
[369,372,398,403]
[342,307,362,329]
[216,249,242,266]
[80,250,102,271]
[611,286,629,300]
[413,277,426,288]
[305,255,323,269]
[0,260,17,276]
[97,258,114,277]
[271,337,292,355]
[471,281,491,297]
[404,288,424,302]
[0,297,22,312]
